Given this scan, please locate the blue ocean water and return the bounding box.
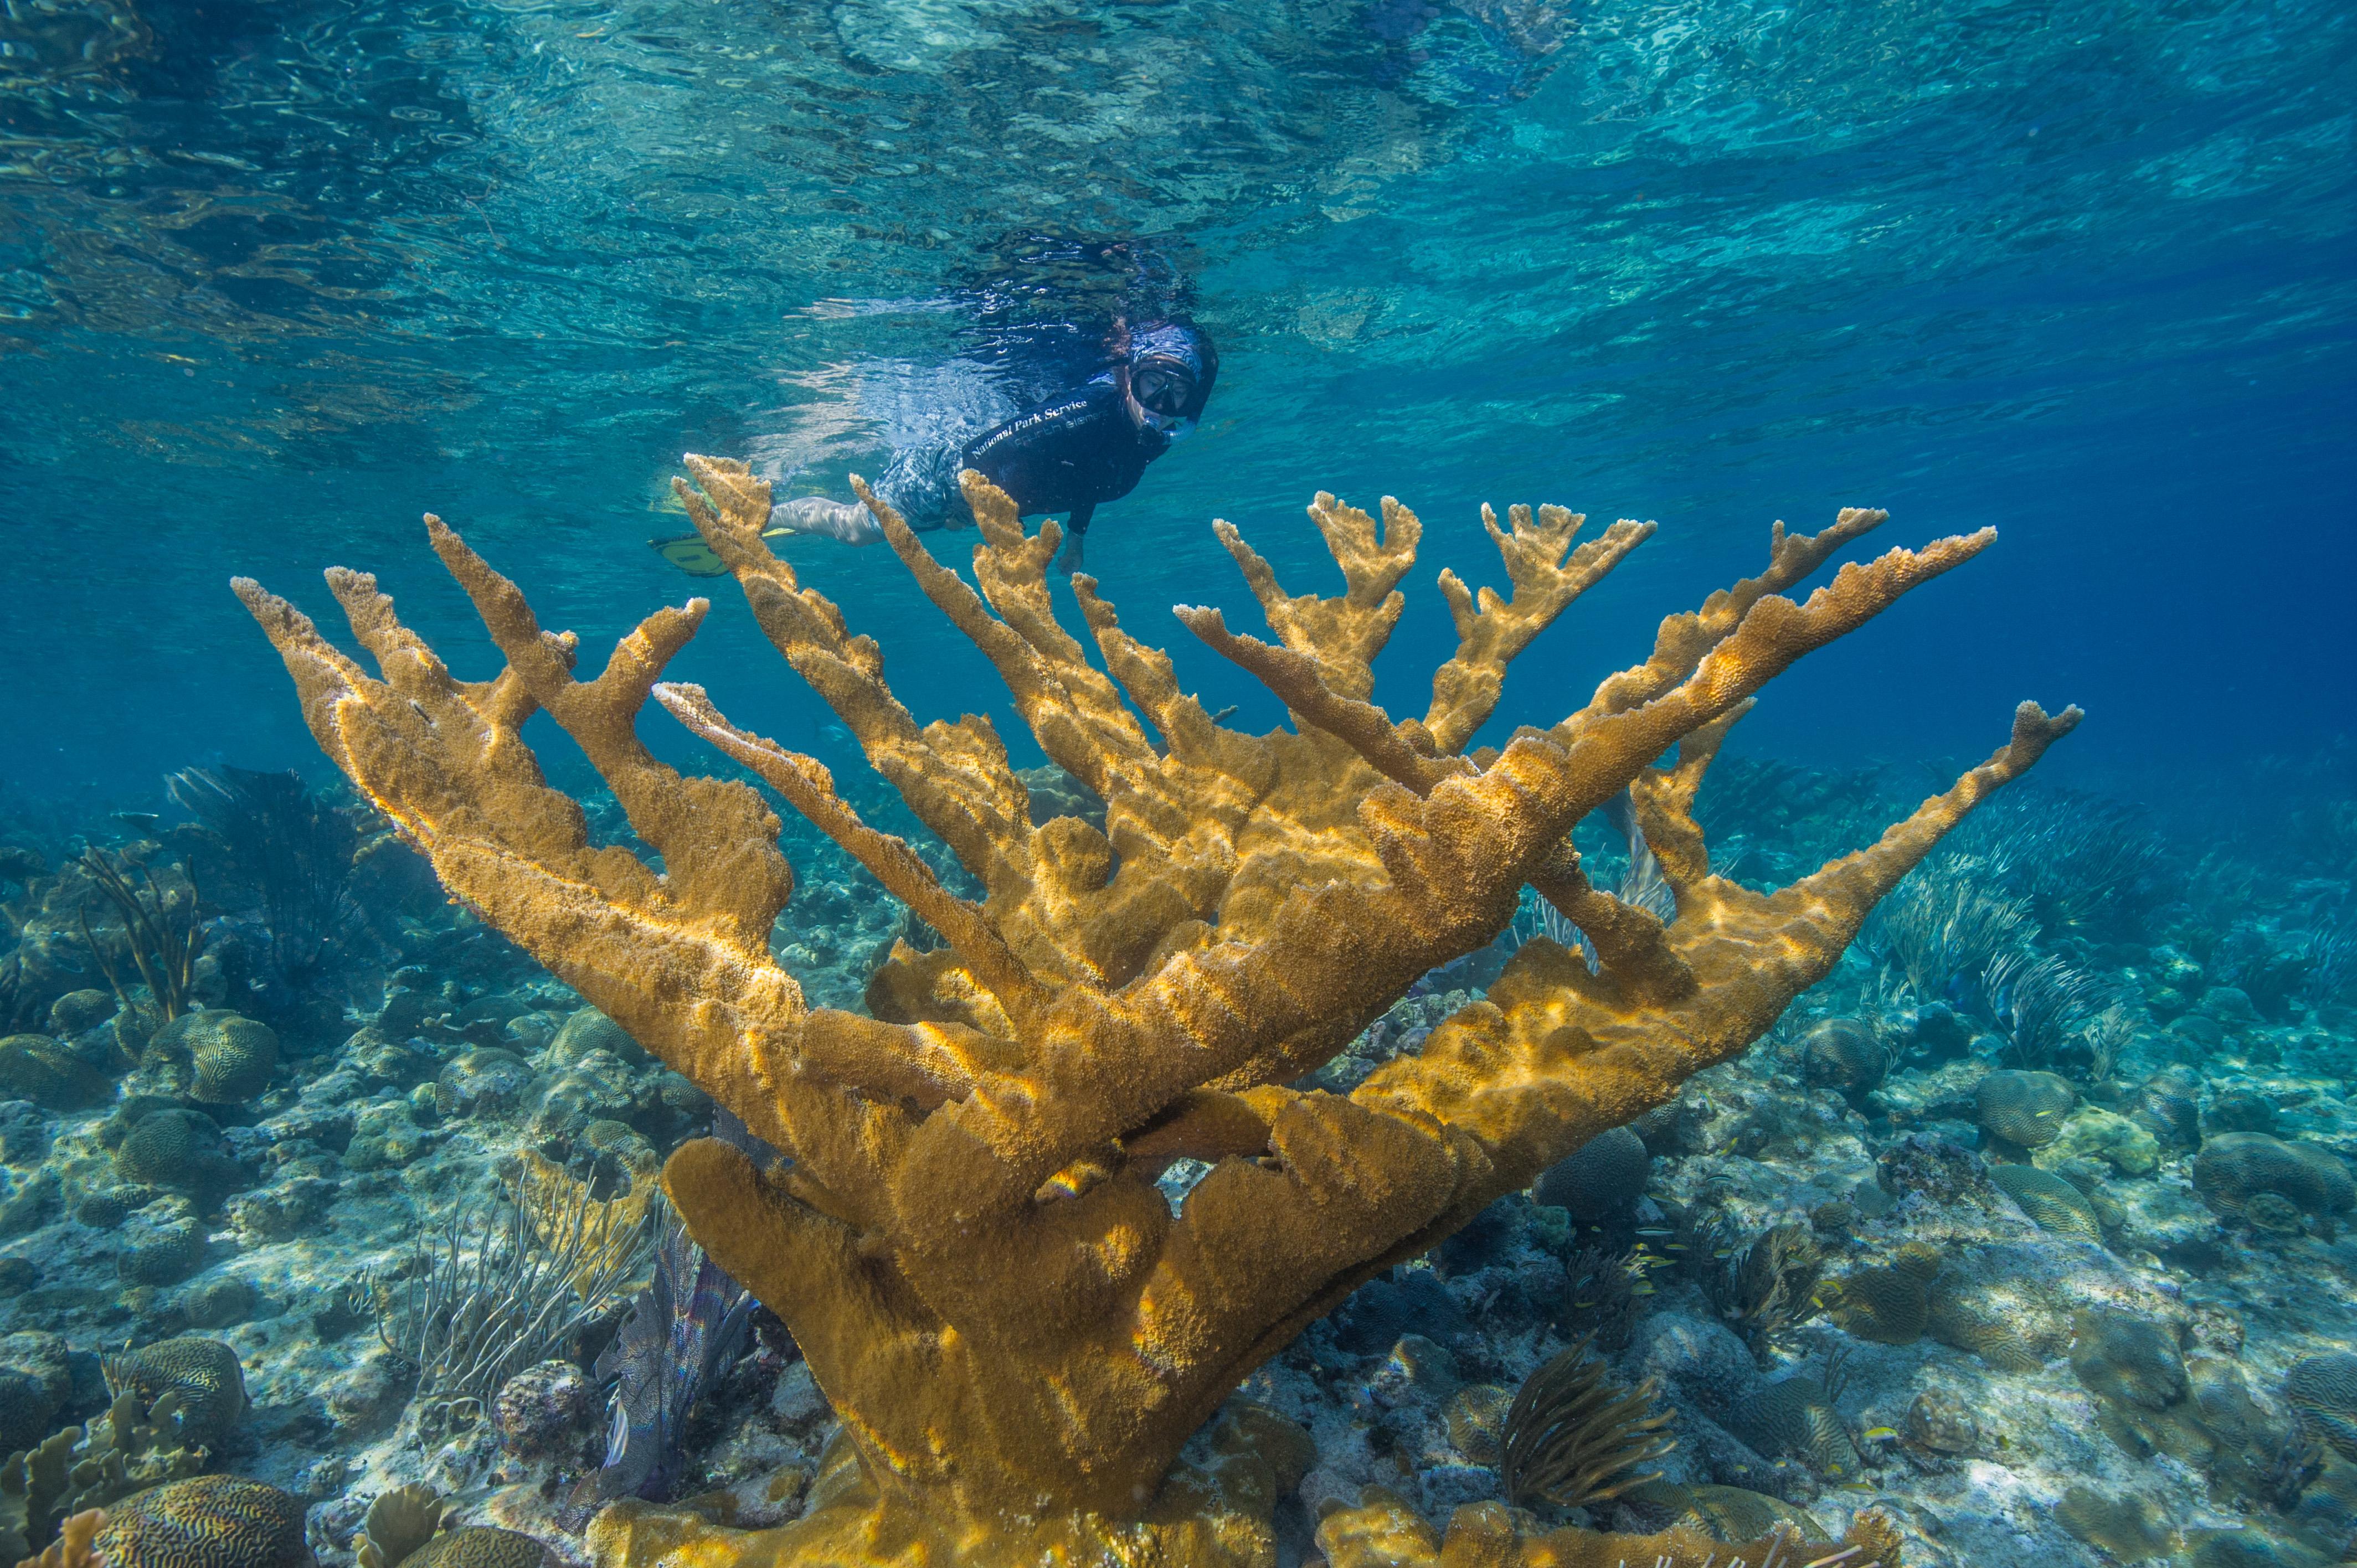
[3,6,2357,1562]
[2,0,2348,812]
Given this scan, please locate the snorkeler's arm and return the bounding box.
[1056,501,1095,573]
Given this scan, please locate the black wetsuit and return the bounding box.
[962,375,1172,541]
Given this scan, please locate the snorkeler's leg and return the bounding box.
[768,494,884,545]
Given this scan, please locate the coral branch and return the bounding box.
[1425,505,1655,753]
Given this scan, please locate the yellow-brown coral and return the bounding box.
[234,457,2071,1565]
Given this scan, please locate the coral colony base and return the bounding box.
[26,461,2357,1566]
[215,459,2066,1568]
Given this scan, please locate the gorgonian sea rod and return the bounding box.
[233,458,2074,1567]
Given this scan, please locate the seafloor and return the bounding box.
[1,746,2353,1568]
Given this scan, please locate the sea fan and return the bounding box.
[593,1196,758,1502]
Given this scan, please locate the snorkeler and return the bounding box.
[660,311,1226,575]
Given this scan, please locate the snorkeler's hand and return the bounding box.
[769,495,883,545]
[1055,534,1085,574]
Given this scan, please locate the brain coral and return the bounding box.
[2055,1487,2178,1563]
[402,1527,550,1568]
[1975,1069,2076,1148]
[2127,1067,2202,1148]
[2194,1132,2356,1221]
[1988,1163,2103,1240]
[103,1337,248,1446]
[142,1012,278,1105]
[1926,1247,2072,1373]
[1820,1262,1929,1345]
[434,1049,537,1120]
[2071,1311,2187,1410]
[1728,1376,1864,1480]
[1442,1384,1512,1468]
[90,1475,306,1568]
[1531,1126,1650,1221]
[117,1208,206,1287]
[114,1110,242,1198]
[550,1007,646,1066]
[2286,1354,2357,1461]
[1799,1019,1888,1096]
[0,1034,113,1111]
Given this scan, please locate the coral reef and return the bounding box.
[229,456,2072,1561]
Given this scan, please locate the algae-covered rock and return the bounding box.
[344,1098,433,1171]
[0,1035,112,1112]
[492,1360,596,1458]
[1975,1069,2076,1148]
[2195,1132,2355,1221]
[0,1332,71,1454]
[2042,1105,2162,1175]
[91,1474,307,1568]
[1875,1132,1990,1204]
[1903,1388,1979,1452]
[142,1011,278,1105]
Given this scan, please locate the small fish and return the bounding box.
[1634,1227,1675,1237]
[1862,1426,1900,1441]
[1630,1282,1656,1296]
[1572,1299,1596,1309]
[1713,1247,1736,1258]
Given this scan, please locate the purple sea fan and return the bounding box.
[592,1196,757,1502]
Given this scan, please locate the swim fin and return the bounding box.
[650,527,797,577]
